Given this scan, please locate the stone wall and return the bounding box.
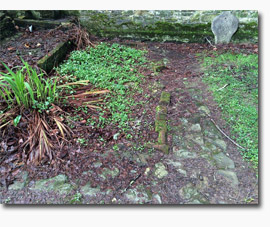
[79,10,258,43]
[0,10,258,43]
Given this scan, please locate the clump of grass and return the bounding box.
[0,59,57,112]
[57,42,147,131]
[201,52,258,168]
[0,60,71,164]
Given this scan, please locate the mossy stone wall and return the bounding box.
[79,10,258,43]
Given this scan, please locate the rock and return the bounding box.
[202,120,222,139]
[155,119,167,132]
[137,153,148,165]
[216,170,239,187]
[179,183,209,204]
[185,134,204,146]
[8,171,29,190]
[165,159,187,176]
[159,91,171,105]
[154,162,168,179]
[144,167,151,176]
[125,186,149,204]
[81,183,100,197]
[189,123,202,133]
[214,139,227,151]
[157,130,167,144]
[211,12,239,44]
[203,139,218,151]
[152,194,162,204]
[213,152,235,169]
[180,118,189,125]
[198,105,210,116]
[149,143,169,154]
[173,148,197,159]
[100,167,120,180]
[30,174,73,194]
[37,41,72,73]
[82,170,94,176]
[93,161,102,168]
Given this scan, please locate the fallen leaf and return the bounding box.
[24,43,30,48]
[7,47,15,51]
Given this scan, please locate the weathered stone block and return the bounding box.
[156,105,167,120]
[216,170,239,187]
[159,91,171,105]
[158,130,167,144]
[155,119,167,132]
[37,41,73,73]
[213,152,235,169]
[14,18,62,30]
[211,12,239,44]
[154,162,168,178]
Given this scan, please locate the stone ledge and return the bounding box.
[37,40,73,73]
[14,18,67,30]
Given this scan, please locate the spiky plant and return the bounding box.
[0,59,108,164]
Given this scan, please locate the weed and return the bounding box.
[69,192,82,204]
[13,115,21,127]
[77,138,87,146]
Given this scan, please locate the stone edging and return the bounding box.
[37,40,73,73]
[147,91,170,154]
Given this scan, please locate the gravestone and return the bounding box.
[211,12,239,44]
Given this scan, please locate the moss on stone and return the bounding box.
[156,112,167,121]
[156,105,167,114]
[37,41,72,73]
[155,119,167,132]
[159,91,171,105]
[80,11,257,43]
[14,18,62,29]
[158,130,167,144]
[232,22,258,43]
[156,144,169,154]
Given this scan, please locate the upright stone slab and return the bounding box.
[211,12,239,44]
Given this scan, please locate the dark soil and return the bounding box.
[0,25,76,72]
[0,29,259,204]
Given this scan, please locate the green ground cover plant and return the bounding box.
[201,52,258,168]
[57,43,148,131]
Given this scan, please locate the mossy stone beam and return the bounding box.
[156,105,167,120]
[159,91,171,105]
[37,41,73,73]
[14,18,63,30]
[155,119,167,132]
[158,130,167,144]
[152,91,171,154]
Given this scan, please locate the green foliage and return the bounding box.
[13,115,21,127]
[0,59,58,112]
[201,52,258,168]
[77,138,88,146]
[69,192,82,204]
[57,43,147,131]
